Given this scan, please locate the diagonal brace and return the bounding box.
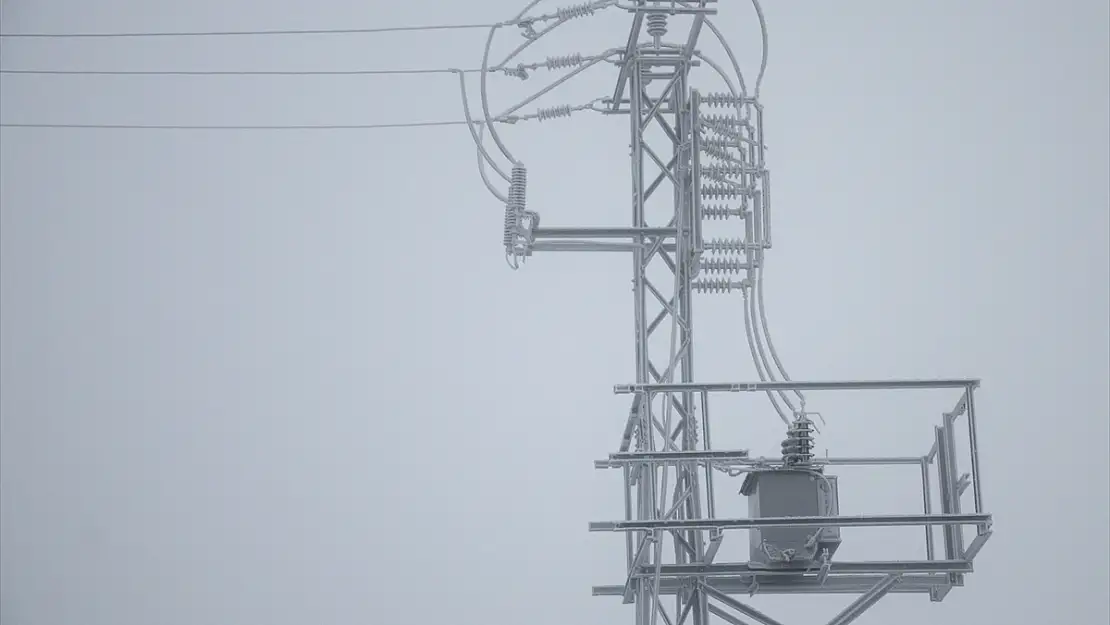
[622,534,656,604]
[699,583,788,625]
[708,603,752,625]
[825,574,902,625]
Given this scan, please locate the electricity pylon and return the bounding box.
[470,2,993,624]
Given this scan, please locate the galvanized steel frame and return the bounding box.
[516,2,993,624]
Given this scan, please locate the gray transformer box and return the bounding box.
[740,469,842,568]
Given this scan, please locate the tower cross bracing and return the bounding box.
[466,2,994,624]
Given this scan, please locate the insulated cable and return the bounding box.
[742,287,790,425]
[688,47,788,416]
[757,265,805,406]
[748,276,798,415]
[480,0,551,167]
[748,0,770,99]
[456,70,513,189]
[695,4,802,417]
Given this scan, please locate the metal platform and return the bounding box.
[590,378,992,622]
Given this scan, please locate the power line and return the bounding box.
[0,120,477,130]
[0,68,484,76]
[0,55,608,78]
[0,100,603,130]
[0,23,500,39]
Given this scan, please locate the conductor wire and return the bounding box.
[703,21,751,111]
[0,67,487,76]
[479,0,546,166]
[750,272,798,413]
[757,265,805,406]
[0,120,483,130]
[479,0,616,167]
[743,287,790,425]
[749,0,770,99]
[0,23,503,38]
[455,70,512,199]
[499,51,617,119]
[716,3,799,407]
[458,48,614,199]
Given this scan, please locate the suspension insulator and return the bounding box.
[701,183,749,200]
[545,53,585,70]
[692,279,745,294]
[702,92,747,108]
[557,1,602,20]
[701,143,742,164]
[700,257,745,275]
[703,163,757,179]
[700,136,742,150]
[701,204,744,220]
[504,165,529,253]
[703,237,745,253]
[510,164,527,211]
[646,13,668,38]
[701,114,745,128]
[502,204,516,250]
[701,125,744,143]
[536,104,574,122]
[701,116,747,139]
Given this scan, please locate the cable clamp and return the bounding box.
[517,21,538,39]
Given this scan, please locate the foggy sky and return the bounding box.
[1,1,1108,624]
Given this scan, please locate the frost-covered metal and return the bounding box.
[462,2,993,623]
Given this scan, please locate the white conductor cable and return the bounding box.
[704,4,806,417]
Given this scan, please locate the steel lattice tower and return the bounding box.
[475,2,994,623]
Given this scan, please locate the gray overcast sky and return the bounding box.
[1,1,1107,624]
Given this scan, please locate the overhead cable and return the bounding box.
[0,56,612,78]
[0,101,601,130]
[0,23,502,39]
[0,2,611,40]
[0,121,479,130]
[0,68,486,76]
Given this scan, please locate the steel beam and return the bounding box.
[590,513,991,532]
[597,451,924,468]
[615,379,980,394]
[593,574,946,597]
[533,227,678,239]
[963,529,993,560]
[633,560,973,578]
[609,10,644,109]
